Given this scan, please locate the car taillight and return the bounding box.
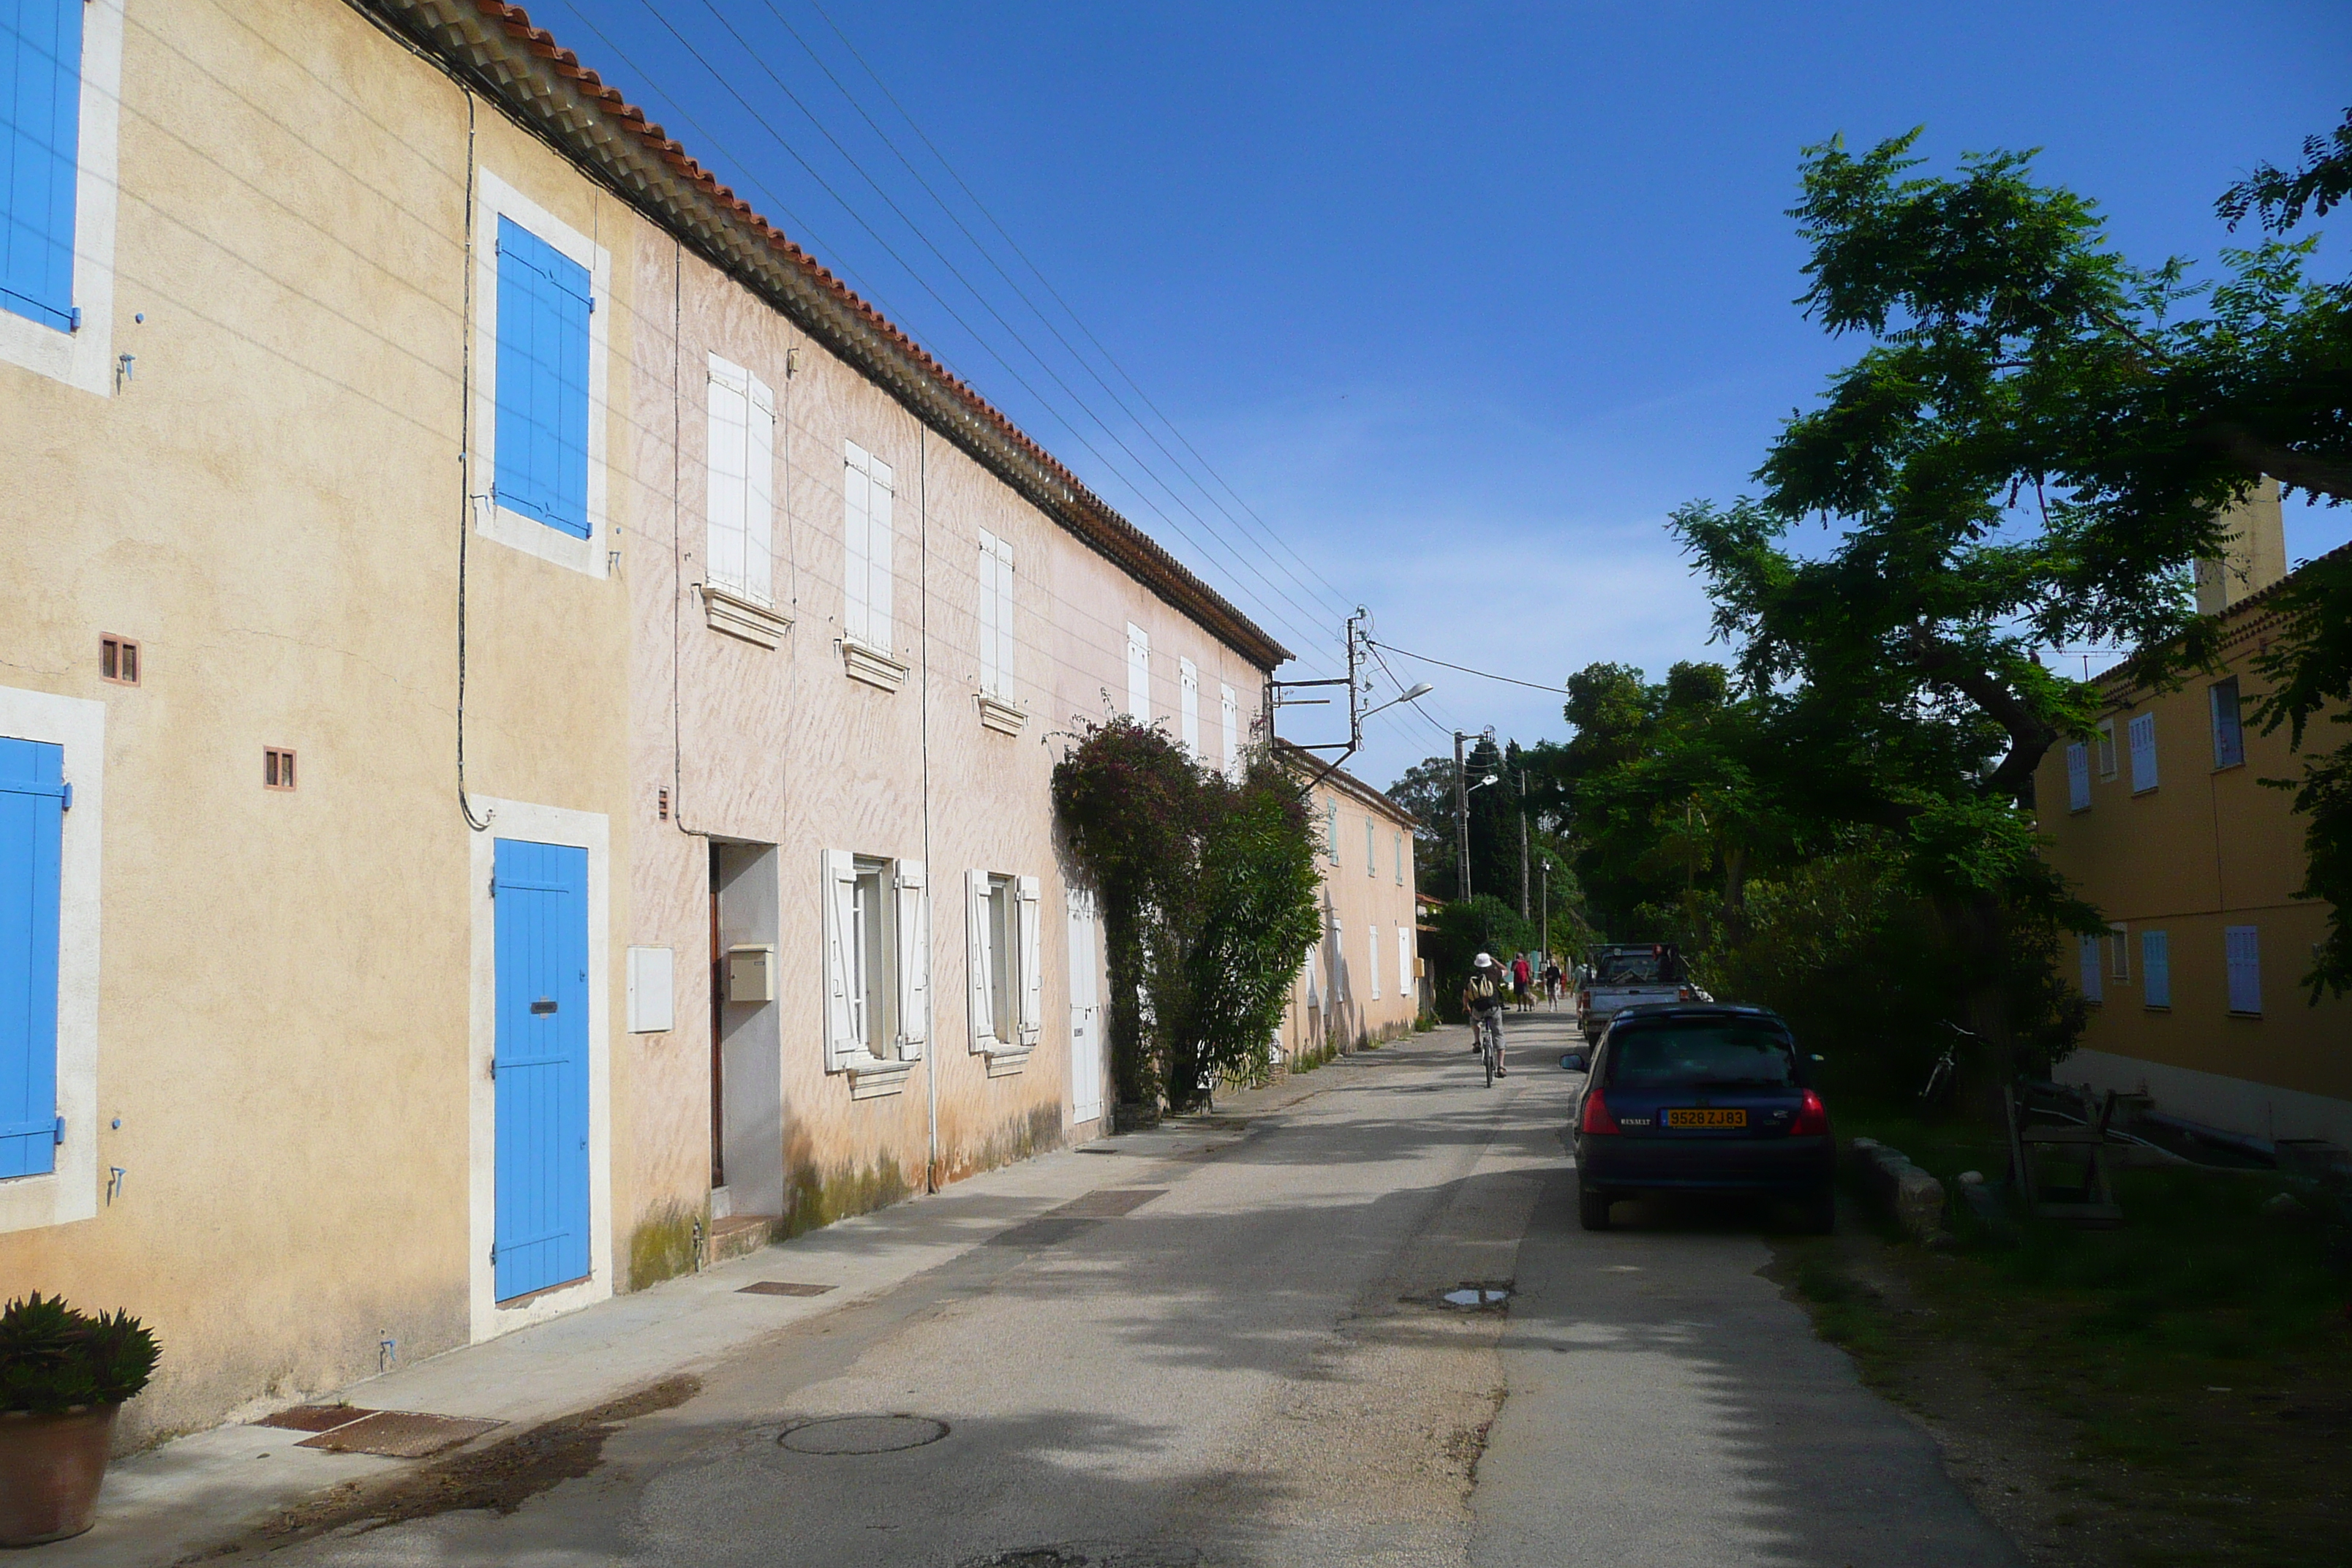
[1677,987,1694,1001]
[1578,1086,1620,1136]
[1789,1089,1828,1137]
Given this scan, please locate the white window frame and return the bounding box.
[966,869,1041,1053]
[704,353,775,606]
[843,441,896,655]
[2127,712,2157,794]
[0,687,102,1236]
[2225,924,2262,1017]
[821,850,926,1082]
[0,0,121,396]
[1126,623,1151,720]
[470,169,613,579]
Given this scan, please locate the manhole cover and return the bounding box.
[294,1411,505,1458]
[778,1414,950,1454]
[254,1403,376,1434]
[1441,1287,1511,1308]
[739,1281,836,1297]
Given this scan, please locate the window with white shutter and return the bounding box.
[1125,624,1150,719]
[2095,720,2118,780]
[1366,815,1376,875]
[2225,925,2261,1015]
[2209,678,2244,769]
[2065,742,2090,813]
[706,354,774,604]
[2141,930,2170,1009]
[1398,925,1414,1004]
[1017,876,1043,1047]
[2127,712,2157,794]
[966,869,1040,1052]
[2107,923,2129,981]
[843,442,894,652]
[1395,832,1404,885]
[1367,923,1381,1001]
[2078,934,2103,1003]
[893,861,928,1058]
[821,850,861,1069]
[1326,802,1339,867]
[823,850,912,1071]
[1220,684,1240,779]
[976,529,1016,699]
[1179,658,1199,753]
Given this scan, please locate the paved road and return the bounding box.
[264,1013,2017,1568]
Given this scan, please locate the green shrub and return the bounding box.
[0,1293,160,1412]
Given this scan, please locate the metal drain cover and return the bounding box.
[779,1414,950,1454]
[1441,1287,1511,1308]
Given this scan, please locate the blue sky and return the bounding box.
[540,0,2352,789]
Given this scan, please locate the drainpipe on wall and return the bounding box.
[919,428,939,1193]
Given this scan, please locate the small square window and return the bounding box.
[101,636,140,685]
[264,747,298,791]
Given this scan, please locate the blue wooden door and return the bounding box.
[494,839,589,1300]
[0,738,64,1179]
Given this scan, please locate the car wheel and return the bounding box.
[1803,1188,1836,1235]
[1579,1185,1614,1231]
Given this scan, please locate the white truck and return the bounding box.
[1576,943,1702,1042]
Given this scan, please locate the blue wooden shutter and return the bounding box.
[2141,930,2169,1009]
[0,0,83,331]
[2225,925,2261,1016]
[493,218,592,539]
[0,738,64,1178]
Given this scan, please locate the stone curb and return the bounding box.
[1846,1137,1948,1243]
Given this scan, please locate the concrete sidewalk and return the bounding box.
[47,1060,1357,1568]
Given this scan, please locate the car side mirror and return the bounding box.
[1559,1049,1589,1073]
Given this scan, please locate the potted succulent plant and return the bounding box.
[0,1293,159,1546]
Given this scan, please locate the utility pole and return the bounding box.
[1540,859,1550,965]
[1452,730,1472,902]
[1517,766,1530,920]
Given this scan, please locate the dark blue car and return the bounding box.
[1572,1003,1834,1232]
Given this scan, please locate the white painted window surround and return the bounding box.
[843,442,896,654]
[470,170,612,580]
[821,850,926,1077]
[966,870,1042,1052]
[704,353,774,606]
[0,686,102,1237]
[0,0,121,397]
[465,796,611,1342]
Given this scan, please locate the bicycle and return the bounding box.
[1477,1011,1504,1088]
[1920,1021,1974,1110]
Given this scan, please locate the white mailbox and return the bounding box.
[726,943,776,1005]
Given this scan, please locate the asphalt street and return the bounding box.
[258,1012,2019,1568]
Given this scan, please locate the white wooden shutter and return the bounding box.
[1180,658,1199,753]
[2127,712,2157,794]
[1366,815,1376,875]
[744,370,775,605]
[1398,926,1414,1001]
[894,860,929,1058]
[976,531,1000,696]
[1367,923,1381,1001]
[706,357,751,595]
[2078,934,2103,1003]
[1219,684,1240,777]
[822,850,859,1068]
[2225,925,2261,1014]
[2066,742,2090,813]
[843,442,872,644]
[867,453,894,652]
[1303,943,1320,1008]
[1126,624,1150,719]
[966,869,994,1047]
[2141,930,2171,1008]
[994,535,1016,698]
[1017,876,1043,1045]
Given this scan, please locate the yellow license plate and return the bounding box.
[1665,1107,1747,1129]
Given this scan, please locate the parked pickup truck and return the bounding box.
[1577,943,1705,1042]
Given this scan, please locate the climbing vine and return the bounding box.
[1052,716,1322,1115]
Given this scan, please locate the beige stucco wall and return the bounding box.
[2035,598,2348,1139]
[619,205,1275,1259]
[0,0,635,1444]
[1278,768,1422,1056]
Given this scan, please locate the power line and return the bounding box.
[1368,638,1567,695]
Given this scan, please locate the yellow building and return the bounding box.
[1279,746,1423,1055]
[2035,486,2351,1149]
[0,0,1286,1444]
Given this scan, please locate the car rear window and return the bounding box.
[1594,949,1679,984]
[1606,1022,1796,1090]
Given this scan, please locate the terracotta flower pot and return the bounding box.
[0,1403,120,1546]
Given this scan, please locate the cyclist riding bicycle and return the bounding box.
[1460,952,1509,1077]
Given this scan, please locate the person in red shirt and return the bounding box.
[1512,954,1534,1011]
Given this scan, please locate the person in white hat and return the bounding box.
[1460,952,1508,1075]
